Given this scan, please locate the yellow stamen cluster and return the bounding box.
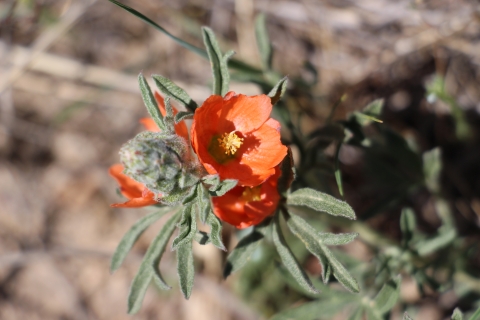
[218,131,243,155]
[241,186,262,202]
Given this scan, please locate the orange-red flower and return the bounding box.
[191,92,287,187]
[212,166,281,229]
[109,164,157,208]
[139,92,189,141]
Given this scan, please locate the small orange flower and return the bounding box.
[139,92,189,141]
[109,164,157,208]
[191,92,287,187]
[212,166,281,229]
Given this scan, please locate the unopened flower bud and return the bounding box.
[120,131,198,195]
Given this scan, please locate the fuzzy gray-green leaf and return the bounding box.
[152,75,198,111]
[268,76,288,105]
[285,212,360,292]
[138,74,165,131]
[270,297,357,320]
[319,232,358,246]
[372,276,401,315]
[452,308,464,320]
[175,111,194,123]
[287,188,356,220]
[207,212,226,251]
[255,13,272,70]
[197,184,211,224]
[171,202,197,250]
[127,211,181,314]
[209,179,237,196]
[177,242,195,299]
[272,215,318,294]
[223,230,265,278]
[202,27,230,96]
[111,209,168,273]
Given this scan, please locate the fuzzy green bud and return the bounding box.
[120,131,199,196]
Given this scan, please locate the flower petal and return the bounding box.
[110,195,157,208]
[139,118,160,132]
[109,164,144,199]
[217,94,272,134]
[212,167,281,229]
[238,120,287,183]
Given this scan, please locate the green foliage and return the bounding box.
[427,75,471,140]
[202,27,232,96]
[452,308,464,320]
[152,75,198,111]
[224,227,267,278]
[287,188,356,220]
[127,211,181,314]
[110,209,170,273]
[138,73,166,131]
[371,276,401,315]
[107,4,480,318]
[272,214,318,294]
[255,14,272,70]
[284,211,359,292]
[423,147,442,194]
[177,242,195,299]
[268,77,288,105]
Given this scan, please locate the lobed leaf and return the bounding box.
[111,209,170,273]
[285,212,360,292]
[223,230,265,278]
[268,76,288,105]
[177,242,195,299]
[127,211,181,314]
[206,212,226,251]
[202,27,231,96]
[152,75,198,111]
[138,74,165,131]
[171,202,197,250]
[287,188,356,220]
[272,214,318,294]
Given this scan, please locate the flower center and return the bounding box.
[241,186,262,202]
[217,131,244,155]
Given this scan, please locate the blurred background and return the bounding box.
[1,0,480,319]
